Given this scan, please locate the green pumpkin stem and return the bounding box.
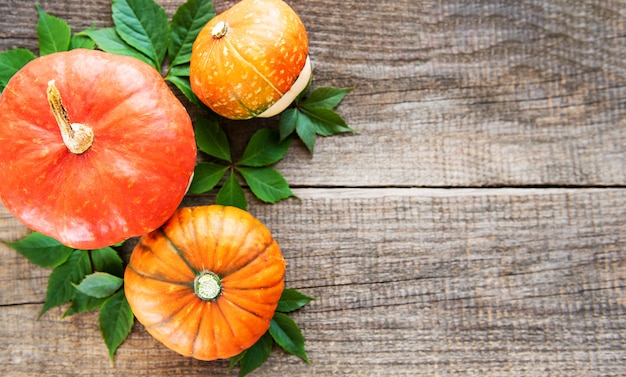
[194,271,222,300]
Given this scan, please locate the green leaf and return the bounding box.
[293,110,317,153]
[229,352,246,373]
[39,249,92,318]
[195,116,231,162]
[188,162,229,194]
[269,312,310,363]
[285,86,354,154]
[216,172,247,210]
[6,232,73,268]
[168,64,190,77]
[36,5,71,55]
[83,27,153,66]
[166,73,201,105]
[91,247,124,278]
[112,0,169,69]
[299,107,353,137]
[301,86,352,109]
[277,289,315,313]
[70,26,97,50]
[0,48,36,91]
[237,167,293,204]
[99,290,134,363]
[64,291,108,317]
[74,272,123,299]
[232,332,273,377]
[278,108,298,141]
[168,0,215,67]
[238,128,292,167]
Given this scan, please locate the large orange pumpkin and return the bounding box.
[190,0,310,120]
[0,49,196,249]
[124,205,286,360]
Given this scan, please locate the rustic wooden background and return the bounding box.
[1,0,625,376]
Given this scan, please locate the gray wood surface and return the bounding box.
[1,0,625,376]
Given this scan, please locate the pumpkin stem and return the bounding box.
[211,21,228,39]
[194,271,222,300]
[47,80,94,154]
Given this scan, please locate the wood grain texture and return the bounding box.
[0,0,624,186]
[1,188,625,376]
[0,0,624,376]
[273,0,626,187]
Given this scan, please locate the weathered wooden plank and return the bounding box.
[0,0,624,187]
[0,204,28,242]
[1,188,624,376]
[0,0,624,376]
[276,0,626,187]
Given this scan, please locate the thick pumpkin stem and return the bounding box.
[211,21,228,39]
[195,271,222,300]
[47,80,94,154]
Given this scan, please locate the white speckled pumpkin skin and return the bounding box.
[190,0,309,120]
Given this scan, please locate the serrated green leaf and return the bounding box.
[300,107,353,136]
[188,162,229,194]
[64,291,108,317]
[234,332,273,377]
[278,108,298,141]
[99,290,134,363]
[269,312,310,363]
[216,172,247,210]
[238,128,292,167]
[39,249,92,318]
[277,289,315,313]
[91,247,124,278]
[169,0,215,67]
[70,26,96,50]
[83,27,153,66]
[74,272,123,299]
[195,116,231,161]
[112,0,169,69]
[166,73,201,105]
[237,167,293,204]
[6,232,73,268]
[0,48,36,91]
[301,86,352,109]
[36,5,71,55]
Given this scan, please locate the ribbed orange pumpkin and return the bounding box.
[124,205,286,360]
[190,0,310,120]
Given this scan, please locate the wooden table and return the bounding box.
[1,0,625,376]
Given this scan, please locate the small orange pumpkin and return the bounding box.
[124,205,286,361]
[190,0,310,120]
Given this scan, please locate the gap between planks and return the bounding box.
[288,187,624,199]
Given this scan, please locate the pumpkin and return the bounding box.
[190,0,310,120]
[124,205,286,361]
[0,49,197,249]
